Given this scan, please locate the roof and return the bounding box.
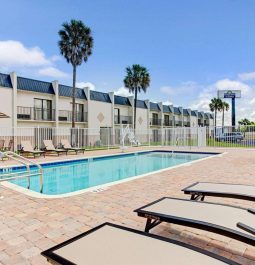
[136,100,147,109]
[163,105,171,113]
[191,111,197,117]
[174,107,181,115]
[198,112,203,118]
[59,84,86,99]
[90,90,111,103]
[0,73,12,88]
[150,102,160,111]
[17,77,55,94]
[183,109,189,116]
[114,95,131,106]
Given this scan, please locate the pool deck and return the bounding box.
[0,147,255,264]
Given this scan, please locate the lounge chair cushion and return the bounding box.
[42,223,236,265]
[183,182,255,200]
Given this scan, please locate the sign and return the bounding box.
[217,90,241,99]
[224,90,236,98]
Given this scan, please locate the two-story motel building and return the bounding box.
[0,72,214,131]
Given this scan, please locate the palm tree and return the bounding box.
[123,64,150,130]
[209,98,222,127]
[220,101,229,127]
[58,20,93,128]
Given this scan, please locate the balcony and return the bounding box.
[175,121,183,127]
[114,115,132,124]
[17,106,55,121]
[150,118,161,126]
[163,120,173,127]
[59,110,88,122]
[183,121,191,127]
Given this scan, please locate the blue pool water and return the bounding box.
[5,151,212,195]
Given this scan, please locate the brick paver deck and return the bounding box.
[0,147,255,264]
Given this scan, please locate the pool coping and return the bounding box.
[1,150,225,199]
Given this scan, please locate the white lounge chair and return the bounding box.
[183,182,255,201]
[135,197,255,245]
[43,140,67,156]
[20,141,45,158]
[41,223,238,265]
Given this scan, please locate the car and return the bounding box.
[215,132,244,142]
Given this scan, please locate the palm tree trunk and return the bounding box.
[72,64,77,128]
[134,88,137,130]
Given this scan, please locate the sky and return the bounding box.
[1,0,255,124]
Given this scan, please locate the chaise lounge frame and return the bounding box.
[135,197,255,246]
[41,222,239,265]
[182,182,255,202]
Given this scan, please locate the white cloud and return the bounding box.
[238,72,255,81]
[163,100,173,105]
[0,40,68,79]
[38,67,69,78]
[249,98,255,105]
[76,82,95,90]
[215,79,250,95]
[114,87,133,97]
[0,40,50,67]
[160,86,175,96]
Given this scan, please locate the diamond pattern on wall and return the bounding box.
[97,112,105,123]
[138,116,143,125]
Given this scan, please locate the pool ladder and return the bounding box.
[0,151,43,193]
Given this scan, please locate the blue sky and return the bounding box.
[1,0,255,122]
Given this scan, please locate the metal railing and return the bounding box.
[17,107,55,121]
[114,115,132,124]
[0,151,43,193]
[163,120,173,127]
[58,111,88,122]
[150,118,162,126]
[1,125,255,151]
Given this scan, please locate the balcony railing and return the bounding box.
[17,106,55,121]
[163,120,173,126]
[183,121,191,127]
[59,110,88,122]
[175,121,183,127]
[150,118,162,126]
[114,115,132,124]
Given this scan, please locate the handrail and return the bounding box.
[0,151,43,193]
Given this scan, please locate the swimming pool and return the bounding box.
[3,151,215,196]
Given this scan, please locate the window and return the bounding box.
[70,103,84,122]
[152,113,159,125]
[34,98,52,120]
[114,108,120,124]
[164,115,170,126]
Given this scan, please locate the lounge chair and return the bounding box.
[41,223,238,265]
[135,197,255,245]
[20,141,45,158]
[43,140,67,156]
[182,182,255,202]
[0,139,5,151]
[60,139,84,154]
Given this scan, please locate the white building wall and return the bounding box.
[88,101,112,128]
[0,86,13,128]
[17,91,55,107]
[190,116,198,127]
[135,108,148,130]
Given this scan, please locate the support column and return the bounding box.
[52,80,59,128]
[232,97,236,127]
[10,72,17,151]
